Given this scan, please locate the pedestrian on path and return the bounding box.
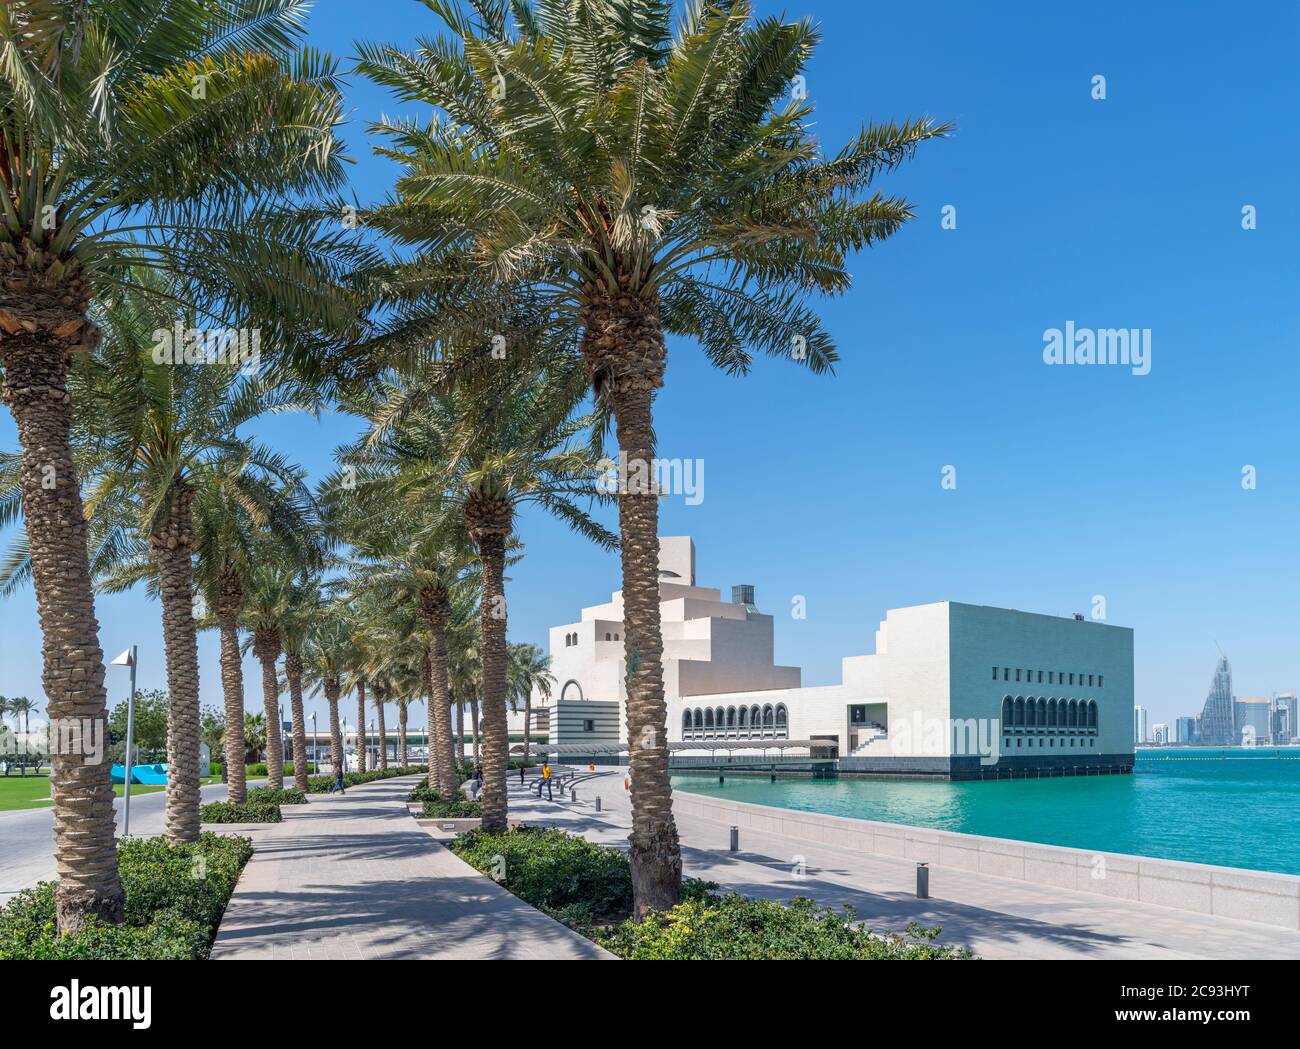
[331,766,346,795]
[519,764,525,785]
[542,762,553,802]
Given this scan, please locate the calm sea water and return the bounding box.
[670,748,1300,875]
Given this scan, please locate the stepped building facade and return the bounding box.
[540,537,1136,779]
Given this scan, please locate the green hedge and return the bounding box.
[0,833,252,960]
[451,827,634,926]
[597,895,973,960]
[452,827,973,960]
[200,801,281,824]
[420,796,482,819]
[307,764,426,793]
[246,786,307,806]
[245,762,316,777]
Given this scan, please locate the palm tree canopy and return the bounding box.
[356,0,950,381]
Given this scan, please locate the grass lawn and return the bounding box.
[0,772,220,812]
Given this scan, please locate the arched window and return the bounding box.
[682,711,692,734]
[751,705,762,728]
[1014,697,1025,726]
[1001,696,1013,726]
[726,706,736,728]
[1068,700,1078,727]
[738,706,748,729]
[614,633,620,641]
[605,632,611,641]
[762,704,774,728]
[1036,698,1046,726]
[704,708,714,729]
[1048,699,1057,727]
[1025,698,1037,727]
[775,705,788,737]
[1088,700,1098,728]
[693,708,703,729]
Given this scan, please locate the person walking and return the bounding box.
[542,762,553,802]
[519,764,525,785]
[331,765,346,795]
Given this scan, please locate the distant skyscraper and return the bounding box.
[1175,715,1198,743]
[1234,697,1272,743]
[1273,693,1298,744]
[1199,654,1234,744]
[1133,705,1148,744]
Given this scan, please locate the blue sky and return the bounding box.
[2,0,1298,732]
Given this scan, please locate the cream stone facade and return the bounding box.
[539,537,1136,779]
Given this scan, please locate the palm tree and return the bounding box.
[321,392,481,797]
[358,0,947,915]
[509,643,554,762]
[280,578,323,790]
[6,696,38,773]
[243,712,266,765]
[42,268,325,839]
[194,471,320,805]
[397,365,613,832]
[303,605,355,773]
[0,0,365,934]
[241,564,296,790]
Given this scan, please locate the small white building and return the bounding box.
[540,537,1136,779]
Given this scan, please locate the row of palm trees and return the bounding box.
[0,0,945,932]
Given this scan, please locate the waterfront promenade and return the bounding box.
[513,769,1300,960]
[207,776,609,960]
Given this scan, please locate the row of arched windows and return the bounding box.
[1001,695,1098,731]
[682,703,789,740]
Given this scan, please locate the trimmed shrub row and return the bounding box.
[247,786,307,806]
[0,833,253,960]
[451,827,973,960]
[420,796,482,819]
[201,801,281,824]
[307,764,426,793]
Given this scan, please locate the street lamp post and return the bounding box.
[369,719,375,769]
[341,716,347,772]
[310,712,317,768]
[110,646,138,836]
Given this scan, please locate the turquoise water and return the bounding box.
[671,748,1300,875]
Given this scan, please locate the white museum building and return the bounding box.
[538,537,1136,779]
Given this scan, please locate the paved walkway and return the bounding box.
[509,769,1300,960]
[208,776,608,960]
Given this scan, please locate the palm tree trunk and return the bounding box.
[523,692,532,762]
[355,679,367,773]
[420,593,457,795]
[151,484,201,843]
[398,703,408,766]
[0,298,124,933]
[286,654,308,790]
[325,678,343,772]
[217,574,247,805]
[470,692,480,768]
[375,689,388,772]
[453,692,465,769]
[475,532,510,833]
[254,632,283,789]
[604,320,682,917]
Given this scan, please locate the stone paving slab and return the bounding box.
[209,776,610,960]
[507,770,1300,960]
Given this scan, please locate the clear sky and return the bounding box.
[2,0,1297,734]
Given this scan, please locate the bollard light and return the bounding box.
[595,797,602,812]
[729,825,739,852]
[916,862,929,899]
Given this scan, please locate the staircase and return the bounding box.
[851,723,888,756]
